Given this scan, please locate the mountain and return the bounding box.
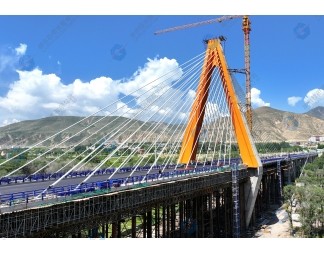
[0,107,324,148]
[252,107,324,142]
[0,116,178,148]
[305,106,324,120]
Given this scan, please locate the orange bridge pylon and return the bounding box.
[178,38,263,226]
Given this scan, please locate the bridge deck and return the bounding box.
[0,169,248,237]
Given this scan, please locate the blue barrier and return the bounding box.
[0,154,316,205]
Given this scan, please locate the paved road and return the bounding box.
[0,153,314,196]
[0,168,166,195]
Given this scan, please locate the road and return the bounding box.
[0,168,165,195]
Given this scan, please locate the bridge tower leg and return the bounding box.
[178,38,262,227]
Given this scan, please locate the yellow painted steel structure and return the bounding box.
[179,38,259,168]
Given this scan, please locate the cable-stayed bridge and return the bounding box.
[0,38,317,238]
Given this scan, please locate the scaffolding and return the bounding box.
[276,160,282,202]
[0,169,249,238]
[232,164,240,238]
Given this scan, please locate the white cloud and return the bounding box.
[0,57,184,126]
[0,43,30,78]
[288,96,302,106]
[304,88,324,108]
[15,43,27,56]
[251,87,270,107]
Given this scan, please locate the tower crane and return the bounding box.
[155,15,253,132]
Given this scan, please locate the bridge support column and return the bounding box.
[244,169,263,228]
[112,222,118,238]
[142,213,147,238]
[101,224,105,238]
[267,174,271,206]
[105,223,109,238]
[118,221,122,238]
[170,204,176,237]
[277,161,283,203]
[261,176,267,210]
[162,206,166,237]
[292,161,296,182]
[209,193,214,237]
[288,163,292,184]
[132,216,137,238]
[215,190,220,236]
[228,187,233,237]
[147,210,152,238]
[166,206,170,237]
[179,201,184,238]
[239,182,246,233]
[200,196,205,238]
[193,198,198,238]
[271,174,276,204]
[155,205,160,238]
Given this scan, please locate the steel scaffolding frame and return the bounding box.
[232,164,240,238]
[0,169,249,237]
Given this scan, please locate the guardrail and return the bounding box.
[0,153,316,208]
[0,164,180,185]
[0,165,235,207]
[0,161,236,186]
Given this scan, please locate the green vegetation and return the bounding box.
[317,144,324,150]
[283,154,324,237]
[0,141,304,177]
[256,142,302,154]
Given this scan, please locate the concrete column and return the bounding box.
[200,196,205,238]
[147,210,152,238]
[155,206,160,238]
[142,213,147,238]
[162,206,166,237]
[112,222,117,238]
[166,206,170,237]
[209,193,213,237]
[117,221,121,238]
[132,216,137,238]
[215,191,220,236]
[105,224,109,238]
[170,204,176,237]
[179,201,184,238]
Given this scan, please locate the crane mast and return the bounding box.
[242,16,252,132]
[155,15,253,132]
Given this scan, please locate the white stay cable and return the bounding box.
[24,53,205,179]
[122,65,206,182]
[201,75,224,167]
[143,61,219,179]
[73,57,204,183]
[0,51,205,170]
[76,61,205,187]
[38,55,205,192]
[108,60,203,177]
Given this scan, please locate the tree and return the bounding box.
[294,154,324,237]
[283,185,295,235]
[317,144,324,150]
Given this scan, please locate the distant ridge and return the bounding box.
[0,106,324,148]
[304,106,324,120]
[252,106,324,142]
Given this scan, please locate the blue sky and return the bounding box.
[0,15,323,125]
